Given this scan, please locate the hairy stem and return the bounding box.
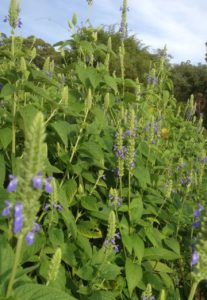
[6,235,23,297]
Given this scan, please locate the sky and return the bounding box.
[1,0,207,65]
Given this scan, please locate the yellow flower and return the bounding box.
[161,128,170,139]
[148,107,155,113]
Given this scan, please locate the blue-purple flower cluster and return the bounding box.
[192,203,203,228]
[191,203,203,267]
[142,296,156,300]
[109,194,122,208]
[147,74,158,86]
[44,202,63,212]
[32,172,53,193]
[113,144,127,160]
[3,16,22,28]
[104,231,121,253]
[180,175,192,187]
[2,173,53,245]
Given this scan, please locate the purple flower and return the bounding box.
[152,77,158,86]
[2,200,12,216]
[44,203,50,211]
[47,71,53,78]
[192,250,199,266]
[53,203,63,211]
[32,222,41,232]
[114,245,119,253]
[192,221,200,228]
[44,177,53,193]
[7,175,18,192]
[32,172,43,189]
[25,222,41,245]
[3,16,8,23]
[17,18,22,28]
[194,203,203,218]
[150,297,156,300]
[25,231,35,245]
[115,231,121,240]
[13,203,23,234]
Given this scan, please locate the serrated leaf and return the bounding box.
[132,235,145,264]
[0,83,15,97]
[0,128,12,149]
[77,221,102,239]
[48,227,64,247]
[125,258,142,296]
[51,121,71,146]
[164,238,180,255]
[81,196,99,211]
[103,75,118,93]
[14,284,77,300]
[134,166,151,189]
[130,196,143,224]
[144,247,180,260]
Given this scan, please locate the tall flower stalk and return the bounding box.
[5,112,48,297]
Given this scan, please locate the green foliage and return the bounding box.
[0,1,207,299]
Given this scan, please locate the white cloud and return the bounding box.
[128,0,207,63]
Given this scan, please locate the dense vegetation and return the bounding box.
[1,1,207,299]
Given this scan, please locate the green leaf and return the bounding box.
[51,121,71,146]
[121,234,133,254]
[14,284,77,300]
[123,92,136,104]
[80,196,99,211]
[62,242,77,268]
[77,221,102,239]
[76,235,92,259]
[0,128,12,149]
[130,196,143,224]
[61,209,77,239]
[0,83,15,97]
[101,263,121,280]
[24,82,50,100]
[103,75,118,93]
[164,238,180,255]
[0,236,14,287]
[79,141,104,161]
[144,247,180,260]
[49,227,64,247]
[125,258,142,297]
[134,166,151,189]
[21,234,46,264]
[88,291,116,300]
[64,179,77,204]
[132,235,145,264]
[148,261,173,273]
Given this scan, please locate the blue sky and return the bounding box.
[1,0,207,64]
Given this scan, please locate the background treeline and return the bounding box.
[1,27,206,123]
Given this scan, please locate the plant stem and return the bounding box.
[188,281,198,300]
[70,109,89,163]
[12,95,17,156]
[128,171,131,224]
[6,235,23,297]
[11,30,15,59]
